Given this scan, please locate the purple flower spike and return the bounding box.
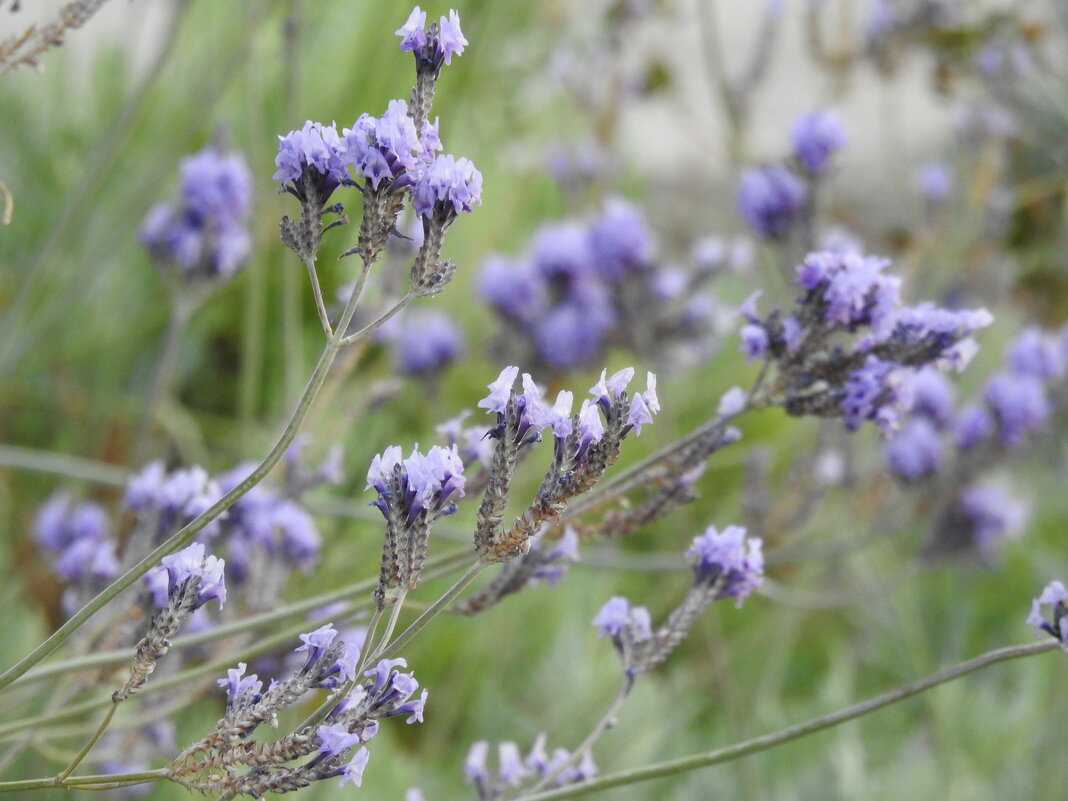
[686,525,764,607]
[411,153,483,218]
[274,121,349,193]
[160,542,226,610]
[886,418,942,480]
[737,165,807,239]
[592,596,652,640]
[983,371,1050,445]
[790,110,847,174]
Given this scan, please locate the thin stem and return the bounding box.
[0,177,12,225]
[54,702,116,782]
[369,589,408,663]
[376,560,484,660]
[517,640,1059,801]
[0,249,371,693]
[0,445,128,486]
[525,674,634,795]
[132,294,195,473]
[339,292,413,345]
[304,256,334,337]
[0,768,168,793]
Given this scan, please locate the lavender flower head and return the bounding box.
[366,443,467,523]
[387,308,465,374]
[1027,581,1068,648]
[34,491,118,585]
[141,145,252,280]
[686,525,764,607]
[737,165,807,239]
[592,596,652,641]
[411,153,483,220]
[159,542,227,610]
[397,7,468,71]
[274,120,348,200]
[343,100,429,192]
[790,110,847,174]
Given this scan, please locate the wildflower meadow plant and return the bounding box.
[4,3,1068,801]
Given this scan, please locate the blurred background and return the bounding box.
[2,1,1068,799]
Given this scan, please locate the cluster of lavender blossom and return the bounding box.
[165,623,425,795]
[479,199,748,372]
[737,109,845,241]
[738,248,992,436]
[273,8,478,303]
[140,146,253,282]
[882,325,1068,555]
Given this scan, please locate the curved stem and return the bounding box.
[0,251,371,693]
[304,256,333,337]
[517,640,1059,801]
[0,768,168,793]
[524,674,634,796]
[54,703,117,782]
[132,294,195,471]
[377,560,484,660]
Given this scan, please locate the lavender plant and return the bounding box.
[5,3,1068,801]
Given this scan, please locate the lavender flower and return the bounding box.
[274,120,349,197]
[886,417,943,480]
[790,110,847,174]
[141,145,252,280]
[398,7,467,70]
[917,162,954,204]
[1027,581,1068,647]
[737,165,807,239]
[957,482,1028,551]
[343,100,427,192]
[34,492,118,604]
[587,197,653,280]
[411,153,482,219]
[983,372,1050,445]
[366,443,466,607]
[388,308,465,374]
[115,543,226,702]
[686,524,764,606]
[592,596,652,641]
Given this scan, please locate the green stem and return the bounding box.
[305,256,333,337]
[0,259,371,693]
[376,560,484,660]
[0,768,168,793]
[516,640,1058,801]
[132,294,195,467]
[54,703,117,782]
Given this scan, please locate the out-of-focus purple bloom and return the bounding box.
[790,110,847,174]
[479,256,543,324]
[740,323,769,360]
[587,198,653,280]
[1027,581,1068,646]
[958,482,1028,550]
[917,162,954,203]
[906,367,956,428]
[34,492,118,584]
[953,402,994,449]
[411,153,482,217]
[390,309,465,374]
[841,356,906,433]
[737,165,807,239]
[592,596,652,640]
[464,741,489,785]
[142,146,252,279]
[498,742,530,787]
[717,386,747,417]
[1006,328,1066,380]
[686,525,763,607]
[886,417,942,480]
[983,371,1050,444]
